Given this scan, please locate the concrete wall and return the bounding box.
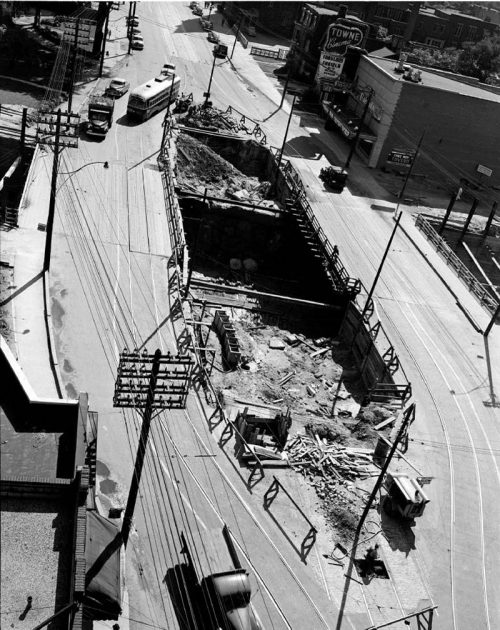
[380,81,500,189]
[356,56,403,167]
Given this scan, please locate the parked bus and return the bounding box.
[127,74,181,121]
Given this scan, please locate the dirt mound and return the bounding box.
[176,133,270,200]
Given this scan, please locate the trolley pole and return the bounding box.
[204,52,217,107]
[344,89,373,171]
[127,1,137,55]
[276,93,296,174]
[230,18,241,60]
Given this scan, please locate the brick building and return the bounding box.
[322,53,500,190]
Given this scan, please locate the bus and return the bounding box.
[127,74,181,121]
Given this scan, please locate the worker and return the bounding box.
[365,543,379,576]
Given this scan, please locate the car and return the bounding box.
[126,16,139,26]
[106,78,130,97]
[193,6,203,16]
[161,63,176,76]
[130,26,141,36]
[189,1,199,7]
[131,36,144,50]
[201,19,213,31]
[207,30,220,43]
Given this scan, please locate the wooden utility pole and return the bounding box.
[458,197,478,243]
[438,189,460,235]
[99,2,111,78]
[361,211,402,319]
[355,402,416,537]
[127,1,137,55]
[44,110,62,272]
[113,348,194,546]
[67,19,80,113]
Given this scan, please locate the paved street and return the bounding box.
[5,2,499,630]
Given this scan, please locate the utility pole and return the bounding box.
[395,131,425,213]
[344,89,373,171]
[204,51,217,107]
[457,197,478,243]
[361,210,402,319]
[113,348,194,546]
[355,402,416,537]
[127,1,137,55]
[36,108,80,271]
[483,201,498,238]
[67,19,80,114]
[279,69,291,109]
[438,188,461,235]
[99,2,111,78]
[276,93,297,174]
[44,110,62,272]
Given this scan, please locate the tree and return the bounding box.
[457,35,500,81]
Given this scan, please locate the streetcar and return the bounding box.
[127,74,181,121]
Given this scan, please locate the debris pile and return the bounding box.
[180,104,253,135]
[176,133,270,200]
[287,432,378,483]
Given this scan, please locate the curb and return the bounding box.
[398,214,483,334]
[43,270,65,399]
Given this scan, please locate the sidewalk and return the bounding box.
[0,9,130,398]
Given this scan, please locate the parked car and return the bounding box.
[161,63,176,76]
[126,16,139,26]
[130,26,141,36]
[189,1,199,7]
[106,78,130,98]
[131,35,144,50]
[207,30,220,44]
[193,6,203,16]
[201,19,213,31]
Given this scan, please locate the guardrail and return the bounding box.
[274,151,361,298]
[415,214,498,313]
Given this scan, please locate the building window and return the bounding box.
[374,6,404,22]
[454,23,464,37]
[425,37,445,48]
[433,23,445,33]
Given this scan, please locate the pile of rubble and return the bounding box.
[180,104,254,135]
[287,433,378,483]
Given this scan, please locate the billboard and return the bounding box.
[317,52,345,80]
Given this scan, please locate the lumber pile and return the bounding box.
[286,433,378,484]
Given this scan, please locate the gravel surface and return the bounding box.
[0,498,72,630]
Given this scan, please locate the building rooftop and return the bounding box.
[305,3,337,17]
[367,55,500,103]
[0,497,73,630]
[437,8,488,23]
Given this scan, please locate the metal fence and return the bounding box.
[415,214,498,313]
[250,46,288,60]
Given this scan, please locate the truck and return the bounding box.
[86,94,114,138]
[383,473,430,520]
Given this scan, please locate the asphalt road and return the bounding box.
[45,3,500,630]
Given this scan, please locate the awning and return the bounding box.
[84,511,122,620]
[322,102,377,141]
